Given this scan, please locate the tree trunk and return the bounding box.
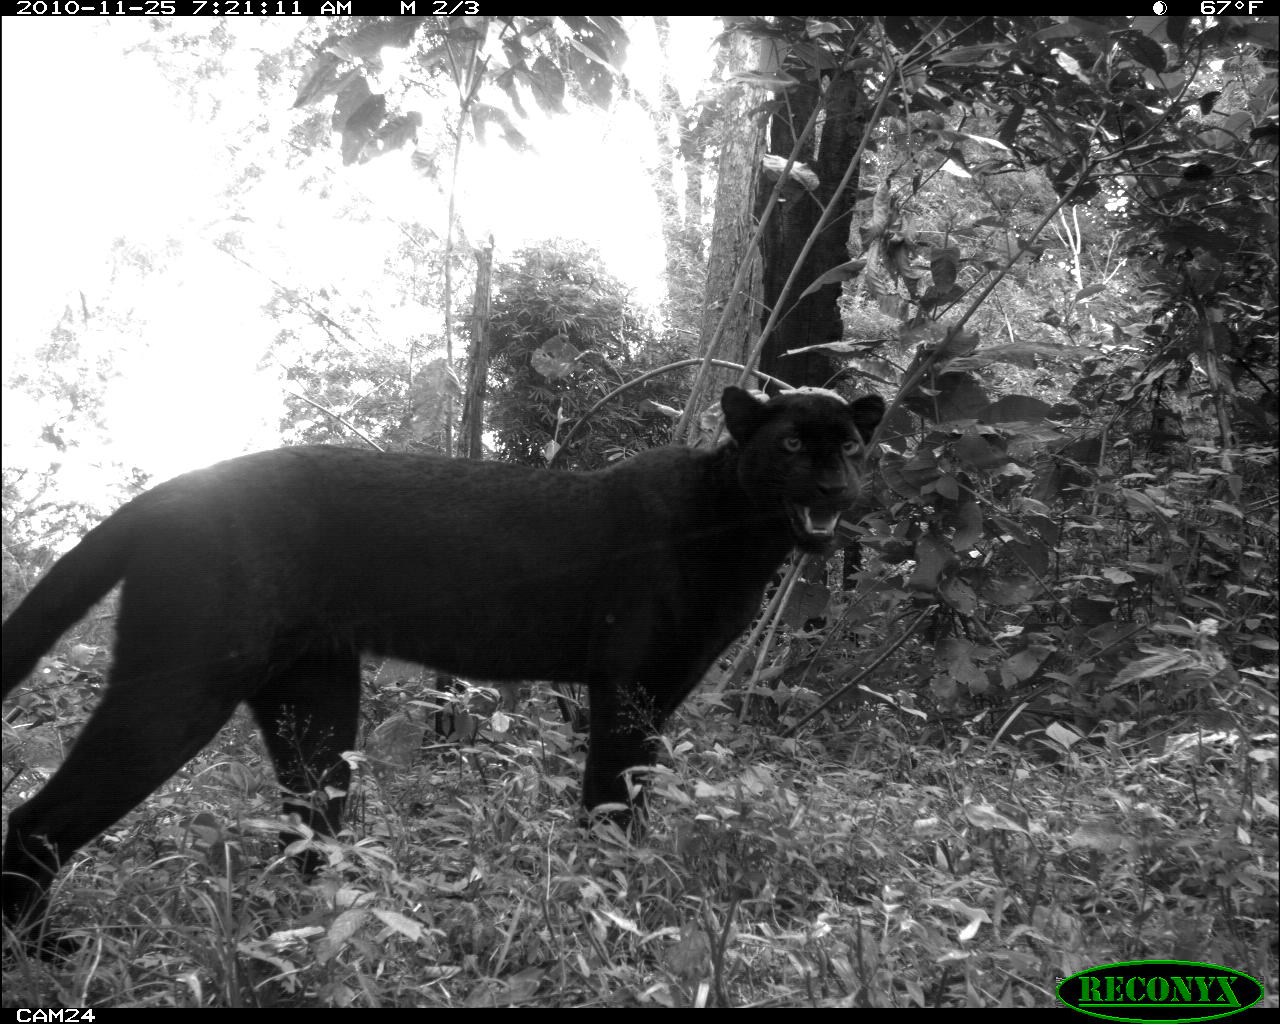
[685,30,765,428]
[756,75,867,387]
[460,239,494,460]
[648,15,712,325]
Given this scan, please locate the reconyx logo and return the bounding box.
[1057,960,1263,1022]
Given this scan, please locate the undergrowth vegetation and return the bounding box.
[4,664,1275,1006]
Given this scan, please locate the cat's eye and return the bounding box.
[842,439,862,456]
[782,436,803,453]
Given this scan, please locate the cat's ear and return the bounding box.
[720,387,770,444]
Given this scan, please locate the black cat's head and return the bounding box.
[722,386,884,553]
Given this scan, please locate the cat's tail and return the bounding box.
[2,507,138,697]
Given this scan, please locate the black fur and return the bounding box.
[2,386,882,938]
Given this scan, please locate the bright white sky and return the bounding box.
[1,15,717,508]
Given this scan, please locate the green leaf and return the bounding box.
[934,45,1000,65]
[953,434,1009,472]
[1005,647,1049,682]
[910,534,952,591]
[1158,224,1237,257]
[730,70,800,90]
[954,132,1010,152]
[964,801,1028,833]
[1117,30,1167,72]
[293,52,343,108]
[984,342,1075,367]
[930,247,961,292]
[880,454,924,499]
[371,908,425,941]
[471,102,529,151]
[998,102,1024,149]
[805,20,843,37]
[982,395,1054,424]
[1115,649,1195,684]
[373,112,423,154]
[524,55,568,114]
[1069,595,1115,626]
[781,582,830,628]
[1004,537,1050,577]
[984,576,1043,607]
[940,577,977,615]
[798,259,866,300]
[949,502,984,551]
[904,372,990,423]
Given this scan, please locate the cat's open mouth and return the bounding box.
[786,502,842,542]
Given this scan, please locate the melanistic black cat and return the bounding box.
[2,386,882,939]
